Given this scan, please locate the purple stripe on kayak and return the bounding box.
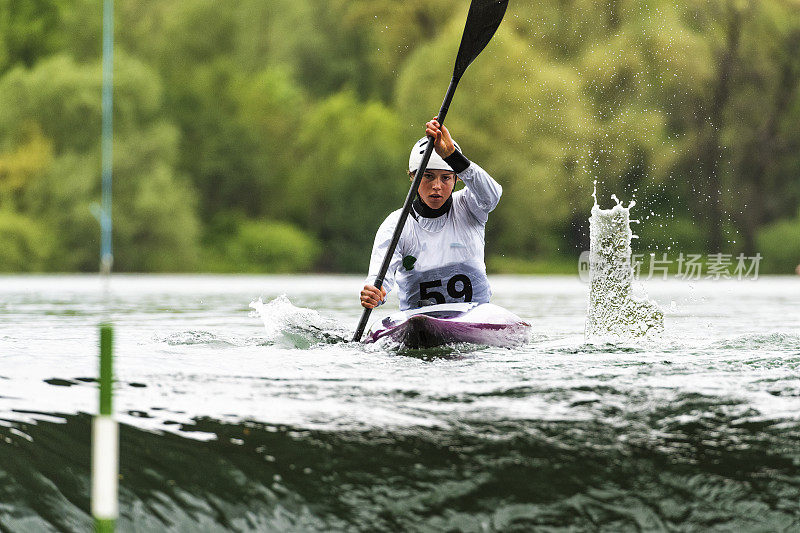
[364,314,530,348]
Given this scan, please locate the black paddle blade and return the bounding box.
[453,0,509,79]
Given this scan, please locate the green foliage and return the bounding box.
[288,91,407,271]
[0,53,200,271]
[0,0,798,273]
[0,122,53,198]
[756,214,800,274]
[487,255,577,275]
[635,217,707,254]
[0,209,48,271]
[207,219,320,273]
[0,0,70,73]
[234,65,307,220]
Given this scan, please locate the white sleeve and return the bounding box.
[364,211,404,296]
[457,162,502,224]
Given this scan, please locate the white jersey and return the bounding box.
[365,161,502,310]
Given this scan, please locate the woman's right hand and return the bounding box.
[360,285,387,309]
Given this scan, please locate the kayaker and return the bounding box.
[360,117,502,310]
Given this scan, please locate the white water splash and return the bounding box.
[249,295,349,347]
[586,183,663,340]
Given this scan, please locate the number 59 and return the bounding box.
[419,274,473,305]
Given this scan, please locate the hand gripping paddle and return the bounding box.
[353,0,509,342]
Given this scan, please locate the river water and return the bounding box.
[1,274,798,531]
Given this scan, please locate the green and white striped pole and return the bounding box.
[92,0,118,531]
[92,326,117,533]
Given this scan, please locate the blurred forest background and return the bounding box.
[0,0,799,274]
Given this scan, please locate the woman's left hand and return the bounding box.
[425,117,455,159]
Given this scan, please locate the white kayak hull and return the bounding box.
[363,302,530,348]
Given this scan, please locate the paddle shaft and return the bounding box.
[352,77,460,342]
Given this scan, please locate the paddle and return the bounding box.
[352,0,509,342]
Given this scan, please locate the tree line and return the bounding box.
[0,0,798,273]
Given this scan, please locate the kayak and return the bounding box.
[363,302,531,349]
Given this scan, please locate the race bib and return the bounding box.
[398,262,490,310]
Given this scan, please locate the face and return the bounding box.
[412,169,457,209]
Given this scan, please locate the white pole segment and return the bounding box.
[91,415,119,519]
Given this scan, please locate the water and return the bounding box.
[587,189,663,339]
[1,274,799,531]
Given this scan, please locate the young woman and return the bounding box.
[360,118,502,310]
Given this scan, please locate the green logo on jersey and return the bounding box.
[402,255,417,271]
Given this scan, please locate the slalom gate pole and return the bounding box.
[92,0,118,531]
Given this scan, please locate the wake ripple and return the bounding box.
[712,332,800,351]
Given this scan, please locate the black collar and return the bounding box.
[412,195,452,219]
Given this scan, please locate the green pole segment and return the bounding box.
[99,324,113,415]
[94,322,117,531]
[95,519,116,533]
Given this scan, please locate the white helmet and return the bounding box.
[408,137,461,174]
